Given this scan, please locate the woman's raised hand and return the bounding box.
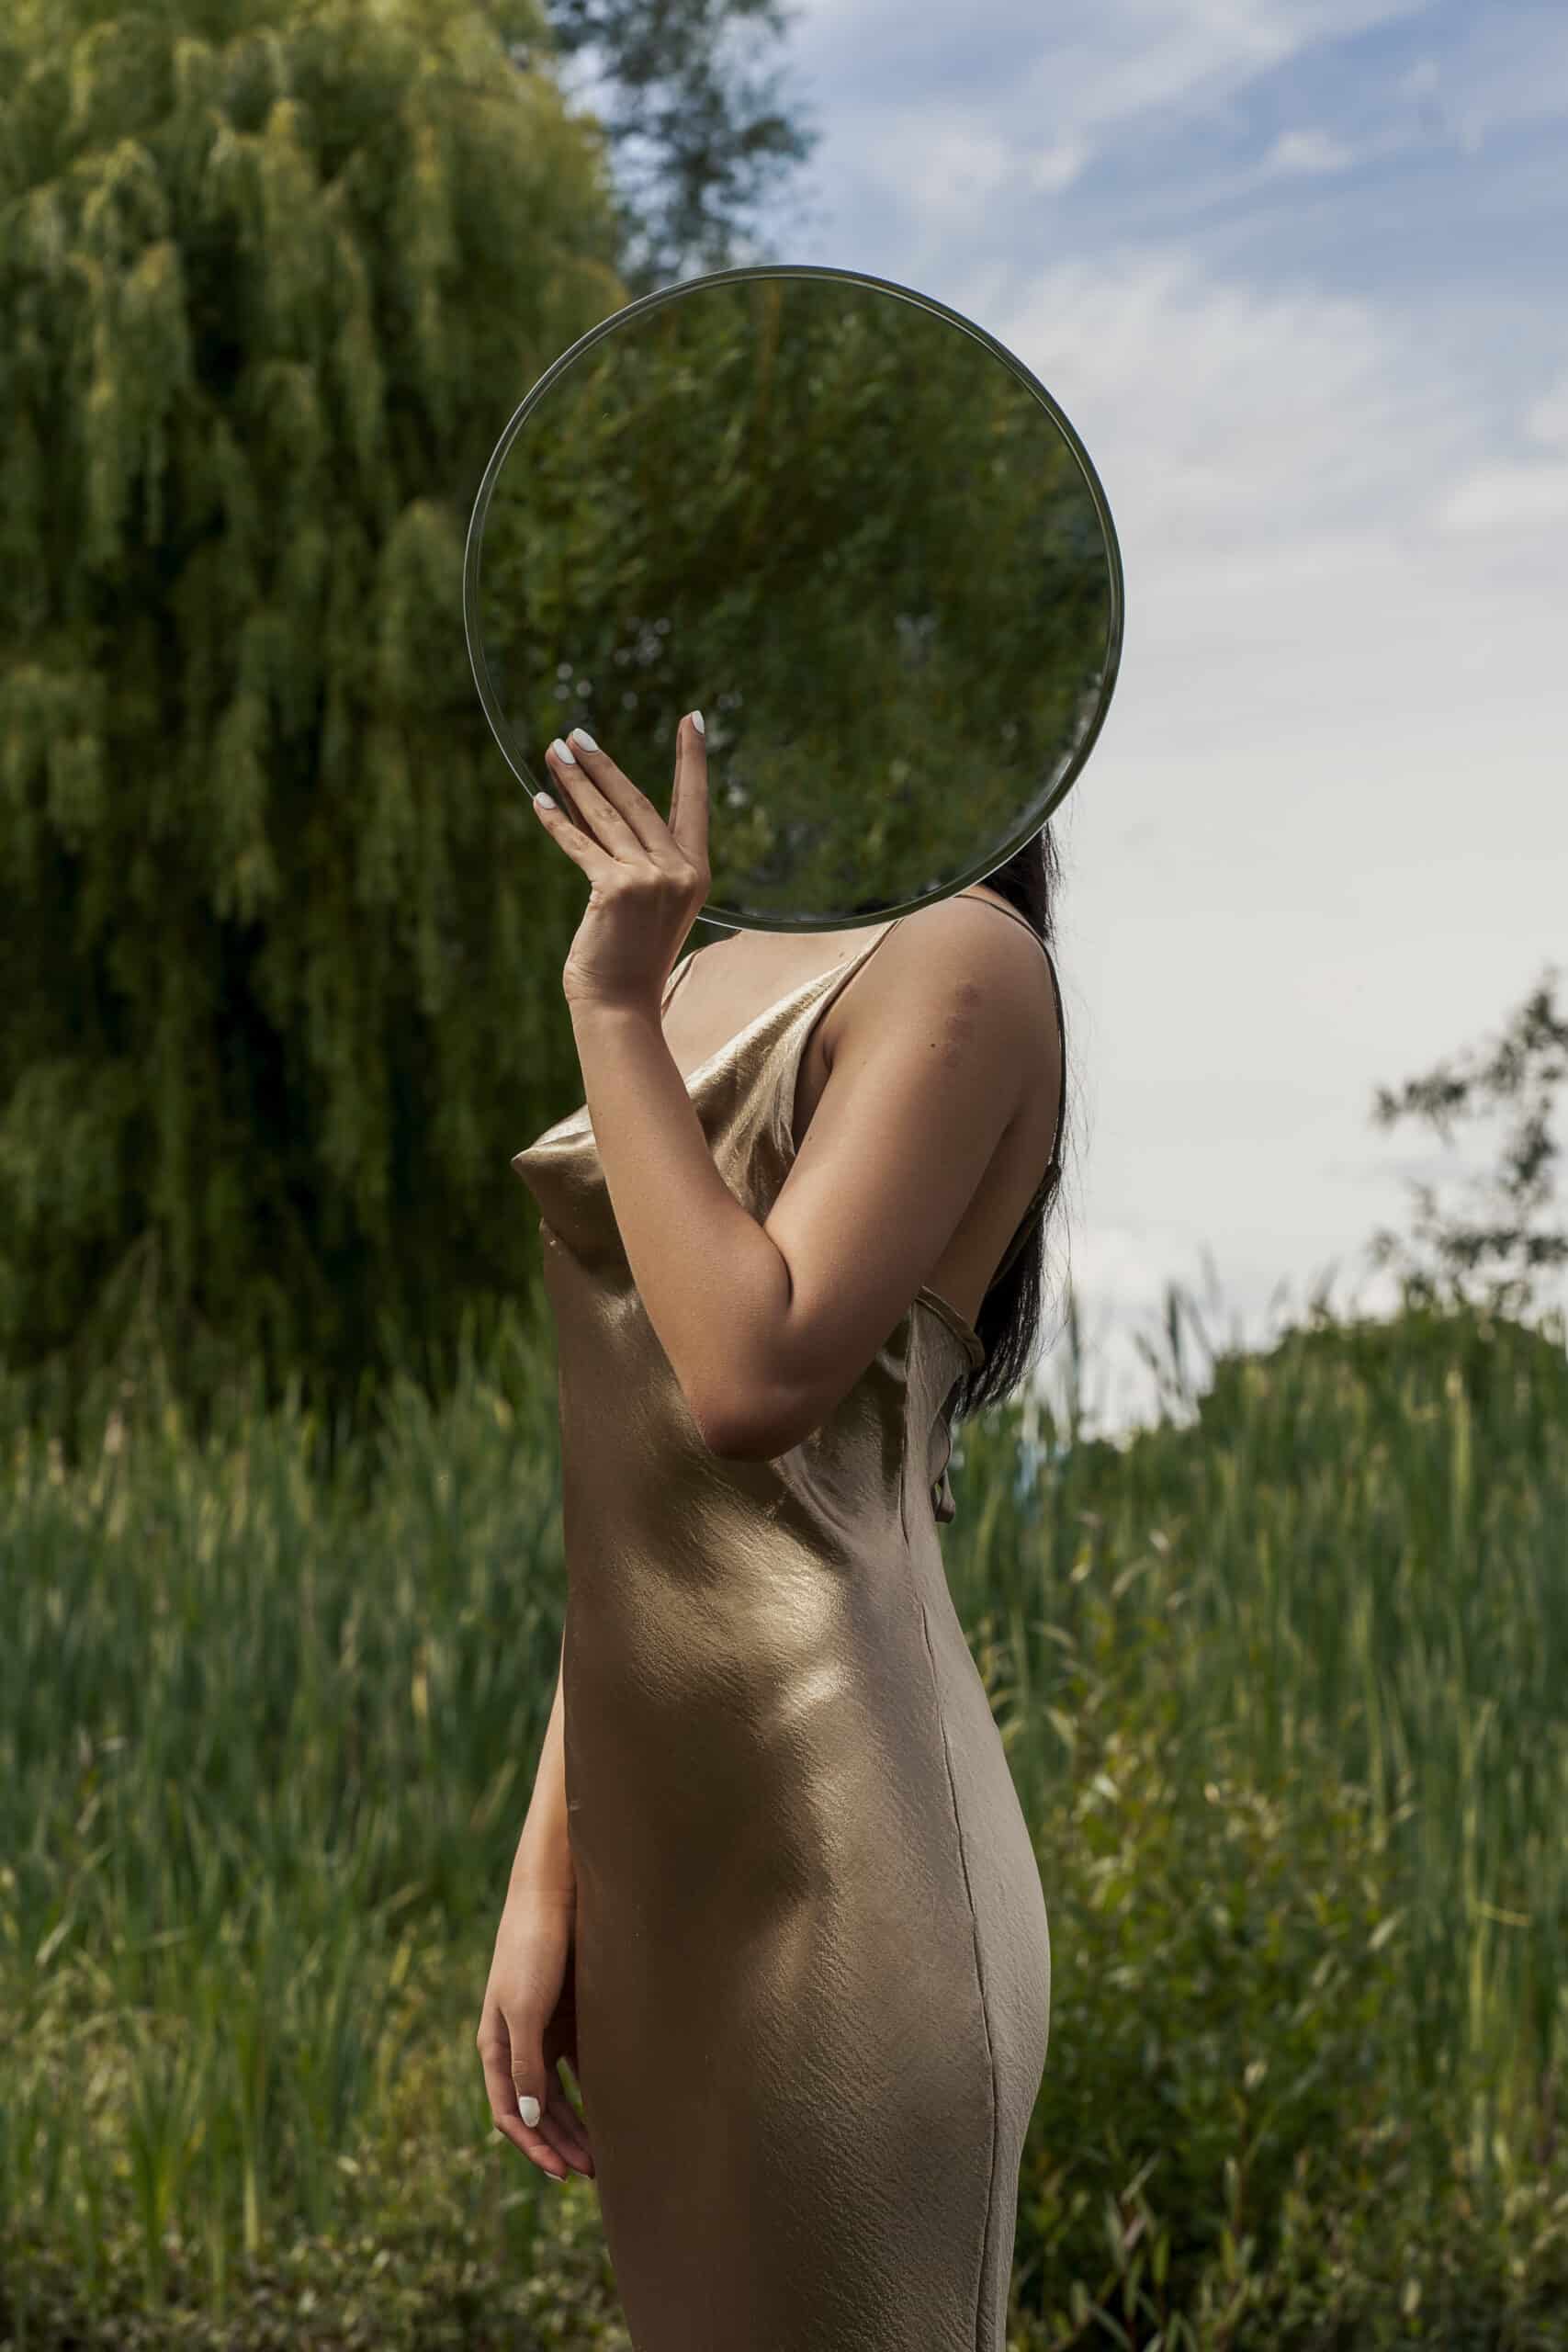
[530,715,710,1018]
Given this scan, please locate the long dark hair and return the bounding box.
[949,822,1072,1427]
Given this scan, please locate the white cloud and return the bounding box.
[908,123,1011,210]
[1438,463,1568,534]
[1263,125,1355,174]
[791,0,1427,196]
[1028,139,1090,193]
[1010,0,1427,135]
[1528,373,1568,448]
[973,247,1560,776]
[1430,368,1568,537]
[1437,17,1568,147]
[985,252,1454,551]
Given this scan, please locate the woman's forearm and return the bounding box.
[566,996,795,1454]
[507,1633,576,1904]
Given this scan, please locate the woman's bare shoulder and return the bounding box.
[822,892,1048,1080]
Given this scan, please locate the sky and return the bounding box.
[570,1,1568,1440]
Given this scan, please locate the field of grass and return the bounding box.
[3,1283,1566,2349]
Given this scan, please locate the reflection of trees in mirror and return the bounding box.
[476,273,1116,917]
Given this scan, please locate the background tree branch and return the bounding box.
[515,0,825,295]
[1365,964,1568,1318]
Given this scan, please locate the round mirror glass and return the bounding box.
[465,264,1123,933]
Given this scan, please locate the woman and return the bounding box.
[477,713,1068,2351]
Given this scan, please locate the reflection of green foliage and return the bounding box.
[478,275,1117,918]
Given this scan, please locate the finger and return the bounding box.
[518,2082,593,2177]
[669,709,709,878]
[510,2070,590,2182]
[555,2071,593,2154]
[540,2082,595,2175]
[542,738,643,863]
[530,775,620,890]
[479,2038,552,2169]
[535,741,600,839]
[510,2021,594,2182]
[478,2029,576,2181]
[555,729,671,860]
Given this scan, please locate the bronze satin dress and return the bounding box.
[510,895,1064,2352]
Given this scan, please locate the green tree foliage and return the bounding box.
[524,0,823,297]
[0,0,639,1442]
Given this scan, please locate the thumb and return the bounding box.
[511,2041,547,2132]
[508,2036,567,2180]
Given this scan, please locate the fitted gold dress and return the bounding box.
[510,894,1064,2352]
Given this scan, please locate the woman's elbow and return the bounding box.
[693,1374,821,1464]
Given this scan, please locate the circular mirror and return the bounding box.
[464,263,1123,933]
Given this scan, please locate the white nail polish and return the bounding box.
[569,727,598,752]
[520,2094,541,2126]
[550,737,578,764]
[691,710,705,736]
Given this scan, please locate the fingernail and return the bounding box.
[520,2094,541,2126]
[568,727,598,752]
[691,710,705,736]
[536,791,556,809]
[549,737,578,765]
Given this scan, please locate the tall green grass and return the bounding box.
[950,1295,1568,2185]
[3,1283,1566,2347]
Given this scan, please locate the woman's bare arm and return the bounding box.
[567,899,1046,1459]
[506,1632,575,1905]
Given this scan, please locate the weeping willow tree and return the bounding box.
[0,0,635,1444]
